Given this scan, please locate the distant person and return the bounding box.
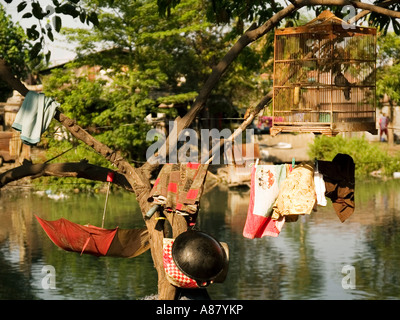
[379,113,389,142]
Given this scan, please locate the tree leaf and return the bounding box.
[392,18,400,35]
[47,28,54,42]
[26,25,40,40]
[32,1,45,19]
[56,3,79,18]
[45,51,52,64]
[53,15,62,32]
[79,11,86,24]
[17,1,27,13]
[22,12,33,19]
[87,12,99,27]
[30,42,42,59]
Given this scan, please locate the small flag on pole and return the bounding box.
[102,171,114,228]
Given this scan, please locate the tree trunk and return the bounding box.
[2,0,399,300]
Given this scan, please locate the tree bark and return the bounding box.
[0,160,132,190]
[1,0,400,300]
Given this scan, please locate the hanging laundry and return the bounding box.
[147,163,209,218]
[314,170,327,207]
[317,153,355,222]
[253,164,287,217]
[12,91,59,146]
[271,163,316,221]
[243,164,286,239]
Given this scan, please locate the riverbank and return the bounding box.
[2,134,400,192]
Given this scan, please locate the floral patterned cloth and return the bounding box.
[253,164,287,217]
[243,165,287,239]
[271,163,316,220]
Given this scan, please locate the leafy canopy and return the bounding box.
[0,3,31,99]
[41,0,271,167]
[1,0,99,63]
[376,32,400,105]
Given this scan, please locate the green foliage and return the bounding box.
[63,0,234,96]
[43,66,108,126]
[40,0,273,169]
[42,64,153,163]
[2,0,99,63]
[376,32,400,105]
[308,135,400,178]
[33,139,111,192]
[0,4,30,100]
[0,4,29,76]
[369,2,400,35]
[377,63,400,104]
[158,0,400,37]
[158,0,287,28]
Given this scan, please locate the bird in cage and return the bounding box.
[334,72,351,101]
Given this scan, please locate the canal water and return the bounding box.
[1,179,400,300]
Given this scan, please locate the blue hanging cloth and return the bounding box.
[12,91,59,146]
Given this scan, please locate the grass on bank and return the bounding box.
[308,135,400,178]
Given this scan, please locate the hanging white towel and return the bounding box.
[314,171,327,206]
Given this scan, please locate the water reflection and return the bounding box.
[1,179,400,300]
[201,180,400,300]
[0,191,157,300]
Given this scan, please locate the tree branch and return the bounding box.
[53,110,151,199]
[0,59,29,96]
[0,160,132,190]
[348,0,399,24]
[0,58,151,198]
[145,3,298,170]
[299,0,400,19]
[205,92,273,162]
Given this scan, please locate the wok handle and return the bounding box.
[196,280,212,288]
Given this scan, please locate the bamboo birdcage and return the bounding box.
[271,11,377,136]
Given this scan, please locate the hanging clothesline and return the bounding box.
[243,153,355,239]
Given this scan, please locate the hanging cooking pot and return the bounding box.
[171,230,227,287]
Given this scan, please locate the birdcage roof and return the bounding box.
[304,10,347,27]
[275,10,376,35]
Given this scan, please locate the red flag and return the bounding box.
[107,172,115,182]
